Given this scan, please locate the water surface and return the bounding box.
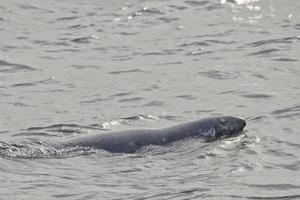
[0,0,299,199]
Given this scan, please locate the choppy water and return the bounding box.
[0,0,299,199]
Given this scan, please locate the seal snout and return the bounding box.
[236,117,246,130]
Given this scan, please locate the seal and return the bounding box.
[52,116,246,153]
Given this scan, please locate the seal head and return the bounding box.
[214,116,246,139]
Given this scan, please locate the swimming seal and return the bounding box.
[51,116,246,153]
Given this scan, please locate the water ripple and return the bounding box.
[241,93,273,99]
[178,41,209,47]
[11,77,57,87]
[71,35,98,44]
[0,0,299,199]
[226,194,300,200]
[273,161,300,171]
[56,16,80,21]
[271,104,300,119]
[0,60,36,73]
[24,124,104,136]
[246,36,300,47]
[109,92,133,97]
[198,70,238,80]
[175,95,197,100]
[109,69,148,75]
[185,1,210,7]
[143,101,165,107]
[168,5,188,10]
[127,7,164,19]
[272,58,298,62]
[119,97,144,103]
[247,48,280,56]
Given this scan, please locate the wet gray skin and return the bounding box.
[52,116,246,153]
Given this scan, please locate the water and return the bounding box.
[0,0,299,199]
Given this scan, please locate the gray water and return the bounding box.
[0,0,299,199]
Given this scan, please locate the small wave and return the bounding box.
[70,35,98,44]
[157,17,179,23]
[156,61,183,65]
[247,48,280,56]
[264,149,296,158]
[178,41,209,47]
[241,93,273,99]
[24,124,104,137]
[143,100,165,107]
[119,114,158,121]
[12,132,59,137]
[112,55,133,61]
[185,1,210,7]
[71,65,99,70]
[0,141,102,159]
[11,76,57,87]
[138,51,168,56]
[79,97,113,104]
[252,73,268,80]
[66,23,96,30]
[205,39,236,44]
[294,23,300,30]
[271,104,300,119]
[127,7,164,19]
[273,161,300,171]
[109,92,133,97]
[109,69,148,75]
[102,114,159,129]
[0,60,36,73]
[224,194,300,200]
[56,16,80,21]
[246,36,300,47]
[119,97,144,103]
[186,50,213,56]
[175,95,197,100]
[205,3,224,10]
[17,3,53,13]
[114,31,138,36]
[9,102,35,107]
[272,58,298,62]
[246,115,270,122]
[168,4,188,10]
[196,109,215,114]
[198,70,238,80]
